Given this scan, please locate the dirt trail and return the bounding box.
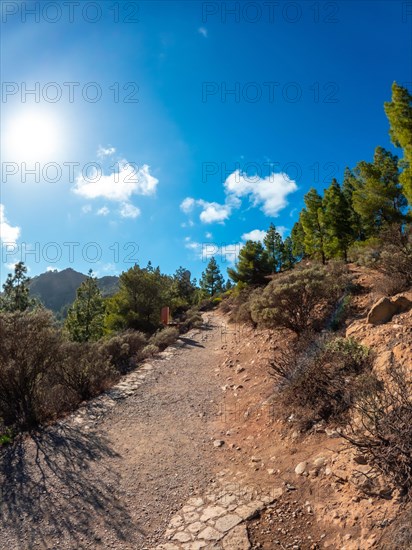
[0,315,227,549]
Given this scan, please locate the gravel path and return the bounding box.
[0,316,226,550]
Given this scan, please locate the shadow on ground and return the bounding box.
[0,423,142,548]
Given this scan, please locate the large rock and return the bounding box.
[367,295,412,325]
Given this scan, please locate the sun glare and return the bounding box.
[4,109,63,163]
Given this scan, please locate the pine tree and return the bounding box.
[384,82,412,204]
[0,262,35,312]
[352,146,407,236]
[263,223,284,273]
[65,270,105,342]
[301,188,327,264]
[342,167,364,240]
[227,241,271,285]
[281,236,296,270]
[322,178,354,260]
[200,257,224,296]
[291,218,306,260]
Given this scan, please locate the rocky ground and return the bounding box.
[0,266,411,550]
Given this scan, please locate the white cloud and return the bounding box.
[241,229,266,242]
[82,204,92,213]
[180,169,297,227]
[97,145,116,158]
[119,202,140,219]
[198,201,231,224]
[224,170,298,216]
[180,197,196,213]
[97,206,110,216]
[46,266,60,272]
[181,197,231,224]
[205,232,213,239]
[0,204,20,244]
[198,27,208,37]
[74,162,158,202]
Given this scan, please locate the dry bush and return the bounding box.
[57,341,116,402]
[100,330,147,374]
[141,343,159,357]
[270,335,373,430]
[251,265,348,334]
[149,326,179,350]
[344,364,412,499]
[178,312,203,334]
[0,310,61,430]
[377,224,412,293]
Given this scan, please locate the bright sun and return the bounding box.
[5,109,62,163]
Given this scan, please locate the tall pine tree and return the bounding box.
[0,262,35,312]
[352,146,407,236]
[263,223,284,273]
[227,241,271,285]
[322,178,354,260]
[384,82,412,204]
[301,188,327,264]
[200,257,224,296]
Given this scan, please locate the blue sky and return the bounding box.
[1,0,411,283]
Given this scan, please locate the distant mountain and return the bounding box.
[29,268,119,316]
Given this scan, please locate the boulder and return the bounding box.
[367,295,412,325]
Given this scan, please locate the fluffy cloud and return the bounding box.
[180,198,231,224]
[181,169,297,226]
[224,170,297,216]
[242,226,288,242]
[119,203,140,219]
[198,201,231,224]
[180,197,195,213]
[0,204,20,244]
[74,162,158,202]
[241,229,267,242]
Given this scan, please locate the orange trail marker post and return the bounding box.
[161,306,170,326]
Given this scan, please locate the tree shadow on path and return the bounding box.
[0,422,144,548]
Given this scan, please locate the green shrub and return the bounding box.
[149,326,179,350]
[251,266,347,334]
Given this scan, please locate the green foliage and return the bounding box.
[200,257,224,296]
[106,263,173,333]
[65,270,105,342]
[0,262,36,313]
[228,240,271,285]
[352,147,407,235]
[291,218,306,260]
[384,82,412,203]
[301,189,327,264]
[250,265,346,334]
[264,223,284,273]
[172,266,196,304]
[322,179,354,260]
